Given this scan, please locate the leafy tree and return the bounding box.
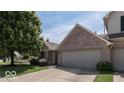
[0,11,43,65]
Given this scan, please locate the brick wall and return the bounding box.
[60,25,110,62]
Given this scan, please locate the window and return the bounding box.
[121,16,124,31]
[41,51,44,58]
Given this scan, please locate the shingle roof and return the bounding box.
[99,34,108,40]
[44,41,58,50]
[108,32,124,38]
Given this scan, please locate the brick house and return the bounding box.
[41,40,58,65]
[57,11,124,71]
[43,11,124,71]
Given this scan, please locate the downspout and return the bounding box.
[103,17,106,34]
[104,23,106,34]
[57,46,62,66]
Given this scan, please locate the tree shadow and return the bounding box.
[0,64,35,78]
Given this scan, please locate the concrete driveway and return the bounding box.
[0,67,97,82]
[114,72,124,82]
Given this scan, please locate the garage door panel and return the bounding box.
[113,49,124,71]
[62,49,101,69]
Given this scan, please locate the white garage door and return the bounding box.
[62,49,101,69]
[113,49,124,71]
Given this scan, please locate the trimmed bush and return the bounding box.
[96,61,114,72]
[23,54,30,59]
[30,58,38,65]
[38,59,48,66]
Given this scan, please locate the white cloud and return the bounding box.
[42,24,74,43]
[79,12,107,33]
[42,12,107,43]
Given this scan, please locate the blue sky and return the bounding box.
[37,11,108,43]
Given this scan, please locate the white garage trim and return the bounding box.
[113,48,124,71]
[61,49,102,69]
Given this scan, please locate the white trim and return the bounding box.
[103,11,113,19]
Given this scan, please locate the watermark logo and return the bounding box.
[5,71,16,78]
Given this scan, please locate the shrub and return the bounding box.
[3,58,6,62]
[96,61,114,72]
[38,59,47,66]
[23,54,30,59]
[30,58,38,65]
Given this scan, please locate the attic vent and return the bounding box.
[94,31,97,34]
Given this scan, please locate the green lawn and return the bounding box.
[94,72,113,82]
[0,62,47,77]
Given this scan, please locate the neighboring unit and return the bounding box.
[41,40,58,65]
[104,11,124,71]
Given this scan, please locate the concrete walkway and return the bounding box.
[0,67,97,82]
[114,72,124,82]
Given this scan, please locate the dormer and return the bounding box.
[104,11,124,38]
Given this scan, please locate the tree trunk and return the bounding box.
[10,50,14,66]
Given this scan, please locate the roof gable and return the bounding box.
[44,41,58,51]
[60,24,112,49]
